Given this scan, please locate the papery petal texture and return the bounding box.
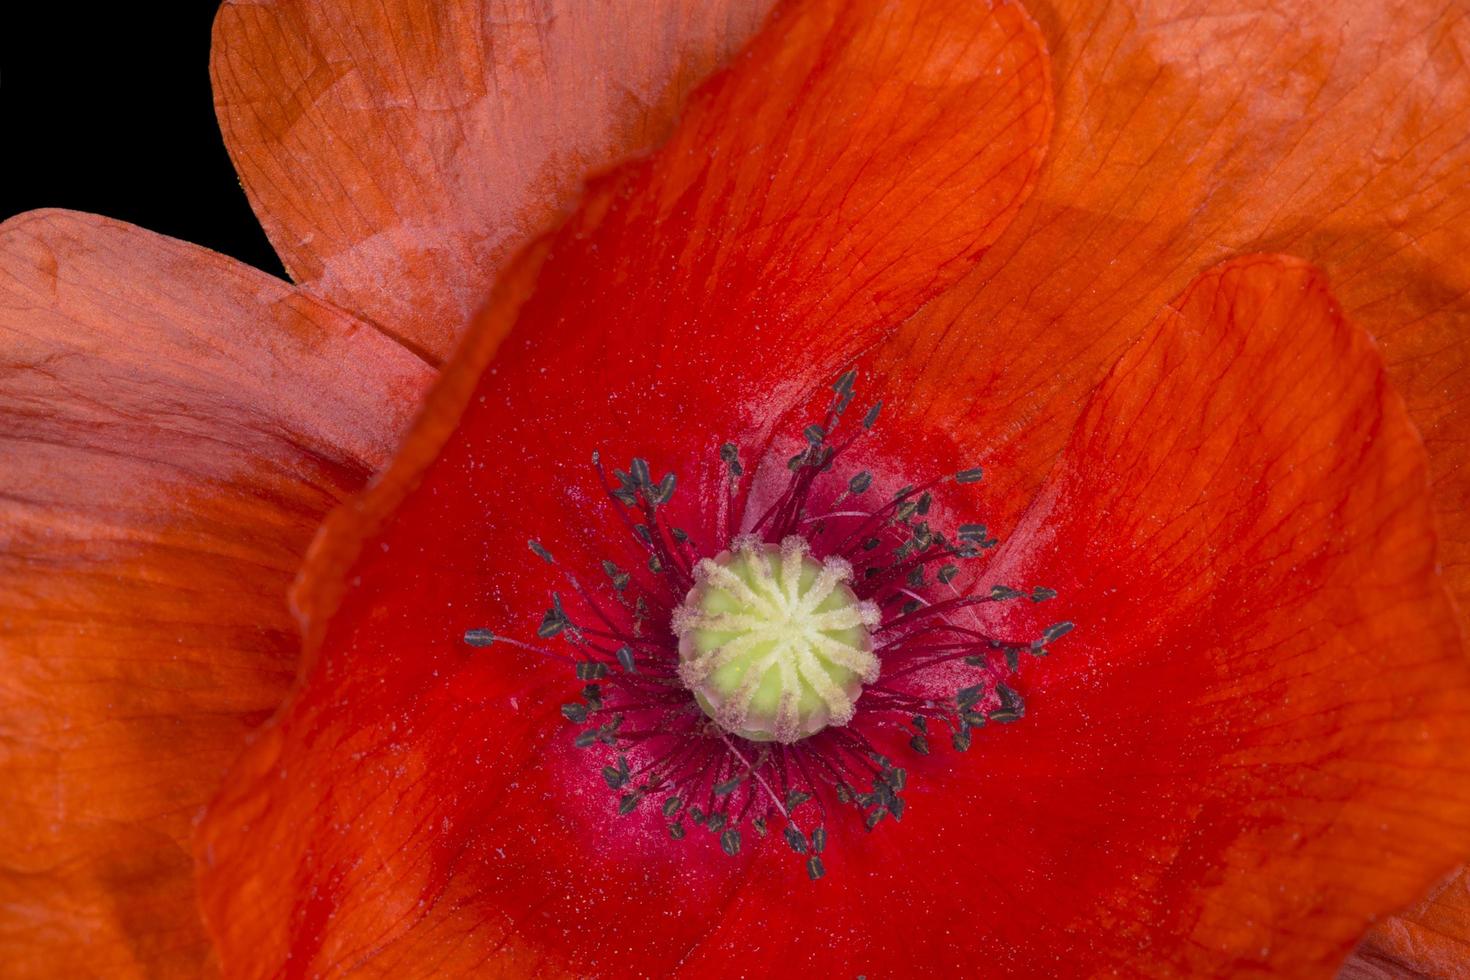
[662,257,1470,977]
[196,1,1054,974]
[860,4,1470,967]
[1342,866,1470,978]
[211,0,777,360]
[0,211,432,978]
[868,0,1470,599]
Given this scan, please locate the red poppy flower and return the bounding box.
[4,0,1470,977]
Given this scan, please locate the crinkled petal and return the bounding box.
[196,1,1054,974]
[210,0,777,360]
[0,211,432,978]
[867,0,1470,611]
[1341,865,1470,978]
[699,256,1470,977]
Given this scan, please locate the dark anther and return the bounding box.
[937,565,959,584]
[662,797,683,818]
[651,472,677,505]
[784,826,808,853]
[849,471,873,494]
[1031,586,1058,602]
[719,442,744,477]
[560,703,588,724]
[786,789,812,810]
[1039,621,1075,646]
[909,734,930,755]
[958,523,988,542]
[957,685,984,709]
[537,596,570,638]
[952,728,972,752]
[706,813,728,833]
[990,683,1025,723]
[462,629,495,647]
[804,424,826,445]
[807,856,826,880]
[720,829,742,857]
[955,466,985,484]
[527,539,554,564]
[575,661,609,681]
[812,828,828,854]
[615,646,637,673]
[862,401,883,430]
[712,777,742,797]
[617,794,640,815]
[669,823,687,840]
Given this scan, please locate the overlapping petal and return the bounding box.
[650,256,1470,976]
[966,256,1470,975]
[3,0,1453,973]
[1343,867,1470,978]
[859,9,1470,958]
[196,0,1054,973]
[868,0,1470,598]
[0,211,433,978]
[210,0,778,360]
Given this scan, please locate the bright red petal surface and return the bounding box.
[196,0,1053,975]
[0,211,432,978]
[664,257,1470,977]
[210,0,776,360]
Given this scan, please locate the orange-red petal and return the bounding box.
[664,257,1470,976]
[869,0,1470,609]
[1342,867,1470,977]
[210,0,777,360]
[963,256,1470,974]
[858,4,1470,965]
[196,2,1054,974]
[202,216,1470,975]
[0,211,432,978]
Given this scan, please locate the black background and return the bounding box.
[1,3,286,277]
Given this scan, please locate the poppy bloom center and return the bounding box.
[465,371,1071,872]
[674,537,881,743]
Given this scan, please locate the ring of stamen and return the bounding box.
[675,535,880,743]
[466,371,1074,873]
